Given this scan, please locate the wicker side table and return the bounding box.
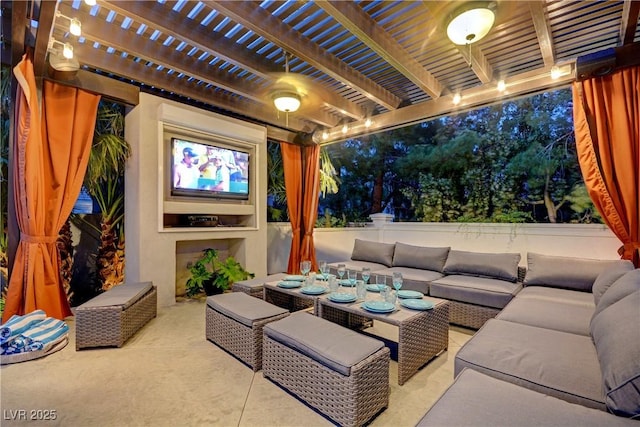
[231,273,287,298]
[75,282,157,350]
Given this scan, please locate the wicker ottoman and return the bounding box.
[75,282,157,350]
[206,292,289,371]
[231,273,287,298]
[263,312,390,427]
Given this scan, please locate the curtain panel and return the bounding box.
[572,66,639,267]
[281,142,303,274]
[3,52,100,321]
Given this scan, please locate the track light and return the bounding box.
[56,11,82,37]
[48,38,74,59]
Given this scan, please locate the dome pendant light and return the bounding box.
[446,1,496,45]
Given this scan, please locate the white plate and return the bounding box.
[328,292,356,303]
[366,284,385,292]
[284,275,305,281]
[397,290,424,299]
[277,281,301,289]
[362,301,395,313]
[300,285,326,295]
[399,299,434,311]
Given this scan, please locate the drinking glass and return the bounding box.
[361,267,371,284]
[347,269,357,287]
[319,260,328,279]
[380,285,390,302]
[375,274,386,292]
[337,264,346,282]
[328,276,339,293]
[392,271,403,292]
[385,289,397,305]
[356,280,367,301]
[300,260,311,277]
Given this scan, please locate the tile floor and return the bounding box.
[0,299,474,427]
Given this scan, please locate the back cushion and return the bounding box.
[350,239,395,267]
[591,269,640,320]
[524,253,622,292]
[592,260,635,305]
[590,290,640,417]
[443,250,521,282]
[392,243,450,272]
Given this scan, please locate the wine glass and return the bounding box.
[300,260,311,277]
[375,274,387,294]
[319,260,328,279]
[337,264,346,290]
[347,269,357,287]
[392,271,403,293]
[361,267,371,284]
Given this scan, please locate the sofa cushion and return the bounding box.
[416,369,637,427]
[592,261,635,305]
[206,292,288,327]
[524,253,622,292]
[516,286,595,307]
[263,312,384,376]
[592,269,640,319]
[430,275,521,309]
[455,319,604,410]
[371,267,443,295]
[350,239,395,267]
[496,297,593,335]
[392,242,450,272]
[590,290,640,417]
[443,250,521,282]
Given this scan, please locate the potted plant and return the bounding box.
[185,248,254,297]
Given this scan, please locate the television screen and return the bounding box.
[170,137,250,200]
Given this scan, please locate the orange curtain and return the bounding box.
[280,143,321,274]
[281,142,303,274]
[572,66,639,267]
[300,144,320,272]
[3,52,101,321]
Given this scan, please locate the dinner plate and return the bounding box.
[362,301,395,313]
[366,284,382,292]
[397,290,424,299]
[316,273,336,281]
[328,292,357,303]
[339,279,357,287]
[284,275,305,281]
[277,281,302,289]
[300,285,327,295]
[399,299,434,311]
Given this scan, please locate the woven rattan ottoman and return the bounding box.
[206,292,289,371]
[231,273,287,298]
[75,282,157,350]
[263,312,390,427]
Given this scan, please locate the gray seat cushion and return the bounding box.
[455,319,604,410]
[592,261,635,305]
[590,290,640,417]
[524,253,623,292]
[371,266,443,295]
[78,282,154,309]
[443,250,521,282]
[417,369,638,427]
[206,292,288,327]
[516,286,595,306]
[350,239,395,267]
[496,297,594,335]
[430,275,522,309]
[263,312,384,376]
[391,242,450,273]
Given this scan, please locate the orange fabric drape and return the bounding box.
[3,52,101,321]
[280,143,321,274]
[572,66,640,267]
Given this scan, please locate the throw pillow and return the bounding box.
[592,260,635,305]
[524,253,622,291]
[443,250,521,282]
[392,243,450,272]
[350,239,395,267]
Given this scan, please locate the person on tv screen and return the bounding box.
[174,147,200,189]
[210,155,230,191]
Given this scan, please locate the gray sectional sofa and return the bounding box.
[418,254,640,425]
[329,239,524,328]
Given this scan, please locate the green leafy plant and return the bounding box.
[185,248,254,297]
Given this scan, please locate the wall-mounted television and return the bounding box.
[170,137,250,201]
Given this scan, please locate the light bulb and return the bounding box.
[497,80,506,92]
[63,43,74,59]
[70,18,82,36]
[84,0,97,6]
[452,93,461,105]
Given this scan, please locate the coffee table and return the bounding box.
[263,280,322,313]
[317,293,449,385]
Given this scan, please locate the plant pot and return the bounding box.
[203,278,224,296]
